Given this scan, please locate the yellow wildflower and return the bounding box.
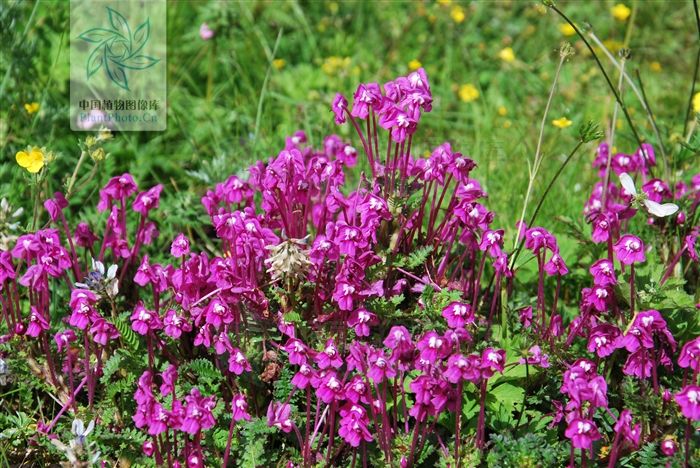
[552,117,572,128]
[693,92,700,114]
[90,147,106,162]
[611,4,631,21]
[408,59,422,71]
[97,127,113,142]
[458,84,479,103]
[498,47,515,63]
[450,6,465,23]
[24,102,40,114]
[15,147,45,173]
[437,0,452,5]
[272,59,286,70]
[559,23,576,36]
[503,120,512,129]
[649,61,662,72]
[497,106,507,116]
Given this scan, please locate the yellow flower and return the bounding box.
[503,119,512,129]
[15,147,45,173]
[649,61,662,72]
[458,84,479,103]
[611,4,631,21]
[498,47,515,63]
[497,106,507,116]
[90,147,106,162]
[552,117,572,128]
[693,92,700,114]
[272,58,286,70]
[408,59,422,71]
[24,102,40,114]
[559,23,576,36]
[437,0,452,5]
[450,6,465,23]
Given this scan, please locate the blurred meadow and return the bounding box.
[1,0,698,251]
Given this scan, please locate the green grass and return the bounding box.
[1,0,698,246]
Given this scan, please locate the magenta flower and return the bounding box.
[587,324,621,358]
[383,326,413,353]
[338,404,373,447]
[518,345,550,368]
[315,371,345,403]
[90,318,120,345]
[417,331,449,362]
[181,388,217,434]
[614,409,641,448]
[679,336,700,371]
[445,353,480,383]
[266,401,293,433]
[54,329,77,352]
[564,419,601,450]
[291,363,314,389]
[204,298,233,329]
[674,385,700,420]
[589,259,617,287]
[130,303,162,335]
[344,376,370,404]
[133,184,163,216]
[284,338,309,365]
[347,308,378,337]
[332,93,348,124]
[160,365,178,397]
[613,234,645,265]
[97,173,138,212]
[43,192,68,222]
[441,301,474,329]
[367,351,396,383]
[660,436,678,456]
[171,233,190,258]
[163,309,192,339]
[519,306,533,328]
[315,339,343,369]
[26,307,48,337]
[524,227,557,253]
[479,229,505,257]
[480,348,506,378]
[227,348,252,375]
[351,83,382,119]
[69,289,98,330]
[231,394,251,422]
[544,252,568,276]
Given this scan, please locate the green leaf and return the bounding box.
[86,45,105,78]
[132,18,150,55]
[121,54,160,70]
[106,7,131,42]
[105,53,129,90]
[78,28,116,44]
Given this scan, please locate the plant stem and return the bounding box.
[549,5,645,151]
[511,53,566,263]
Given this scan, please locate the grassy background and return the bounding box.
[1,0,697,247]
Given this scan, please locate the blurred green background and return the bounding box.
[1,0,697,246]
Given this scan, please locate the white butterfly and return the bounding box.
[619,172,679,217]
